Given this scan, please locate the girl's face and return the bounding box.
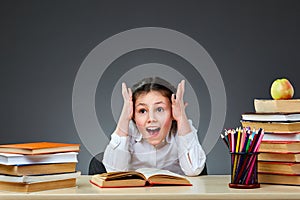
[134,91,173,146]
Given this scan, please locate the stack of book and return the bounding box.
[0,142,80,192]
[241,99,300,186]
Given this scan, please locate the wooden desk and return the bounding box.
[0,175,300,200]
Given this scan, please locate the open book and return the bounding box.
[90,168,192,188]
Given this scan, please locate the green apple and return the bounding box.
[270,78,294,100]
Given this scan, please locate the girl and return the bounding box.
[103,77,206,176]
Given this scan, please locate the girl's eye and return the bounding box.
[138,109,147,114]
[157,107,164,112]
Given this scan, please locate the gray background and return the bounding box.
[1,0,300,175]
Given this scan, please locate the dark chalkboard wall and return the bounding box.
[1,0,300,174]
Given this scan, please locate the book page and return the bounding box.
[135,168,184,179]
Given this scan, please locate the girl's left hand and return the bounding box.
[171,80,188,121]
[171,80,192,135]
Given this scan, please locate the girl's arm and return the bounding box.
[172,80,206,176]
[102,132,131,172]
[102,83,133,171]
[116,82,133,136]
[176,121,206,176]
[171,80,191,136]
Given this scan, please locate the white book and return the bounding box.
[242,112,300,122]
[262,132,300,141]
[0,152,78,165]
[0,171,81,183]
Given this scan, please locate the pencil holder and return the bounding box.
[229,152,260,189]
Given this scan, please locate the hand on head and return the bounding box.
[171,80,188,122]
[116,82,133,136]
[171,80,191,135]
[121,82,133,120]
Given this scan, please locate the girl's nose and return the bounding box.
[147,110,157,122]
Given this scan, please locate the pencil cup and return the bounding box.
[229,152,260,189]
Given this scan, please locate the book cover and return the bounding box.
[258,152,300,162]
[0,152,78,165]
[241,121,300,133]
[0,162,77,176]
[90,168,192,188]
[241,112,300,122]
[259,141,300,153]
[0,142,80,155]
[254,99,300,113]
[258,161,300,175]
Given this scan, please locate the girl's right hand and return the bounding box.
[116,82,133,136]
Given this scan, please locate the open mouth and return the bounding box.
[146,127,161,136]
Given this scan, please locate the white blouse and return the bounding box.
[102,120,206,176]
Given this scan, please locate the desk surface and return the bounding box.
[0,175,300,200]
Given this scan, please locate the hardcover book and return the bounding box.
[0,162,77,176]
[0,152,78,165]
[0,142,80,155]
[258,152,300,162]
[0,171,80,192]
[259,141,300,153]
[241,112,300,122]
[258,173,300,186]
[241,121,300,133]
[254,99,300,113]
[90,168,192,188]
[0,178,77,192]
[262,132,300,141]
[258,161,300,175]
[0,171,81,183]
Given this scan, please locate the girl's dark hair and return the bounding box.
[132,77,177,133]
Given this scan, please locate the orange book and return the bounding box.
[90,168,192,188]
[0,142,80,155]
